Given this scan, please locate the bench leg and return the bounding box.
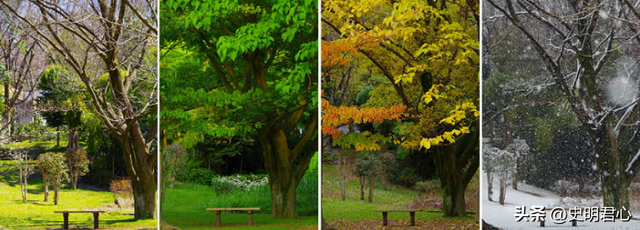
[382,212,388,226]
[94,213,99,229]
[63,213,69,229]
[248,210,253,226]
[215,211,221,227]
[410,212,415,226]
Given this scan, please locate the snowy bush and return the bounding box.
[552,179,601,197]
[553,180,580,197]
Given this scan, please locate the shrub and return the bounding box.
[321,149,337,162]
[110,179,133,199]
[210,174,269,193]
[397,167,419,186]
[553,180,580,197]
[415,179,440,195]
[182,167,217,184]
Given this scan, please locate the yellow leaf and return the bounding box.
[420,138,431,150]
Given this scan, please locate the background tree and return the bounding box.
[161,143,186,202]
[37,65,73,147]
[36,153,50,202]
[40,152,69,205]
[12,150,34,203]
[65,146,89,190]
[0,0,159,219]
[162,0,318,218]
[0,5,47,140]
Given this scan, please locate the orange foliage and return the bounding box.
[322,31,392,69]
[321,98,407,138]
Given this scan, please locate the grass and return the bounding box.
[322,164,475,223]
[0,160,156,229]
[1,140,86,154]
[162,183,318,230]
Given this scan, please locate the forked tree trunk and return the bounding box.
[119,124,157,219]
[593,122,635,217]
[257,112,317,218]
[433,128,479,217]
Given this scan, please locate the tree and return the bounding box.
[161,143,186,202]
[161,0,317,218]
[12,150,34,203]
[485,0,640,212]
[322,0,479,216]
[484,147,513,205]
[65,147,89,190]
[38,65,70,147]
[0,6,48,141]
[0,0,159,219]
[37,152,68,205]
[354,152,381,203]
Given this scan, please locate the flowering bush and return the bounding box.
[211,174,269,193]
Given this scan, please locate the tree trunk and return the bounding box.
[56,127,60,147]
[499,173,506,205]
[432,128,479,217]
[486,170,493,202]
[593,123,634,217]
[339,155,347,201]
[18,156,28,203]
[512,164,518,190]
[67,129,80,190]
[43,174,49,202]
[270,175,299,218]
[118,121,157,220]
[257,113,317,218]
[54,180,59,205]
[359,176,365,200]
[132,176,157,219]
[382,173,388,191]
[367,176,374,203]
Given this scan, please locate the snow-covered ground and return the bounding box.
[482,174,640,229]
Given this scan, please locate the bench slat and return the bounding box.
[374,209,422,212]
[54,211,105,213]
[206,207,261,211]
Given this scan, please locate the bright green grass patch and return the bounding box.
[1,140,86,152]
[163,183,317,230]
[0,161,156,229]
[322,164,474,222]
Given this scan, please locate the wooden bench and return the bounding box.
[540,208,579,227]
[54,210,105,229]
[374,209,422,226]
[206,207,261,227]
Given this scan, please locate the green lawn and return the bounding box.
[0,140,87,154]
[0,160,156,229]
[162,183,318,230]
[322,164,475,224]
